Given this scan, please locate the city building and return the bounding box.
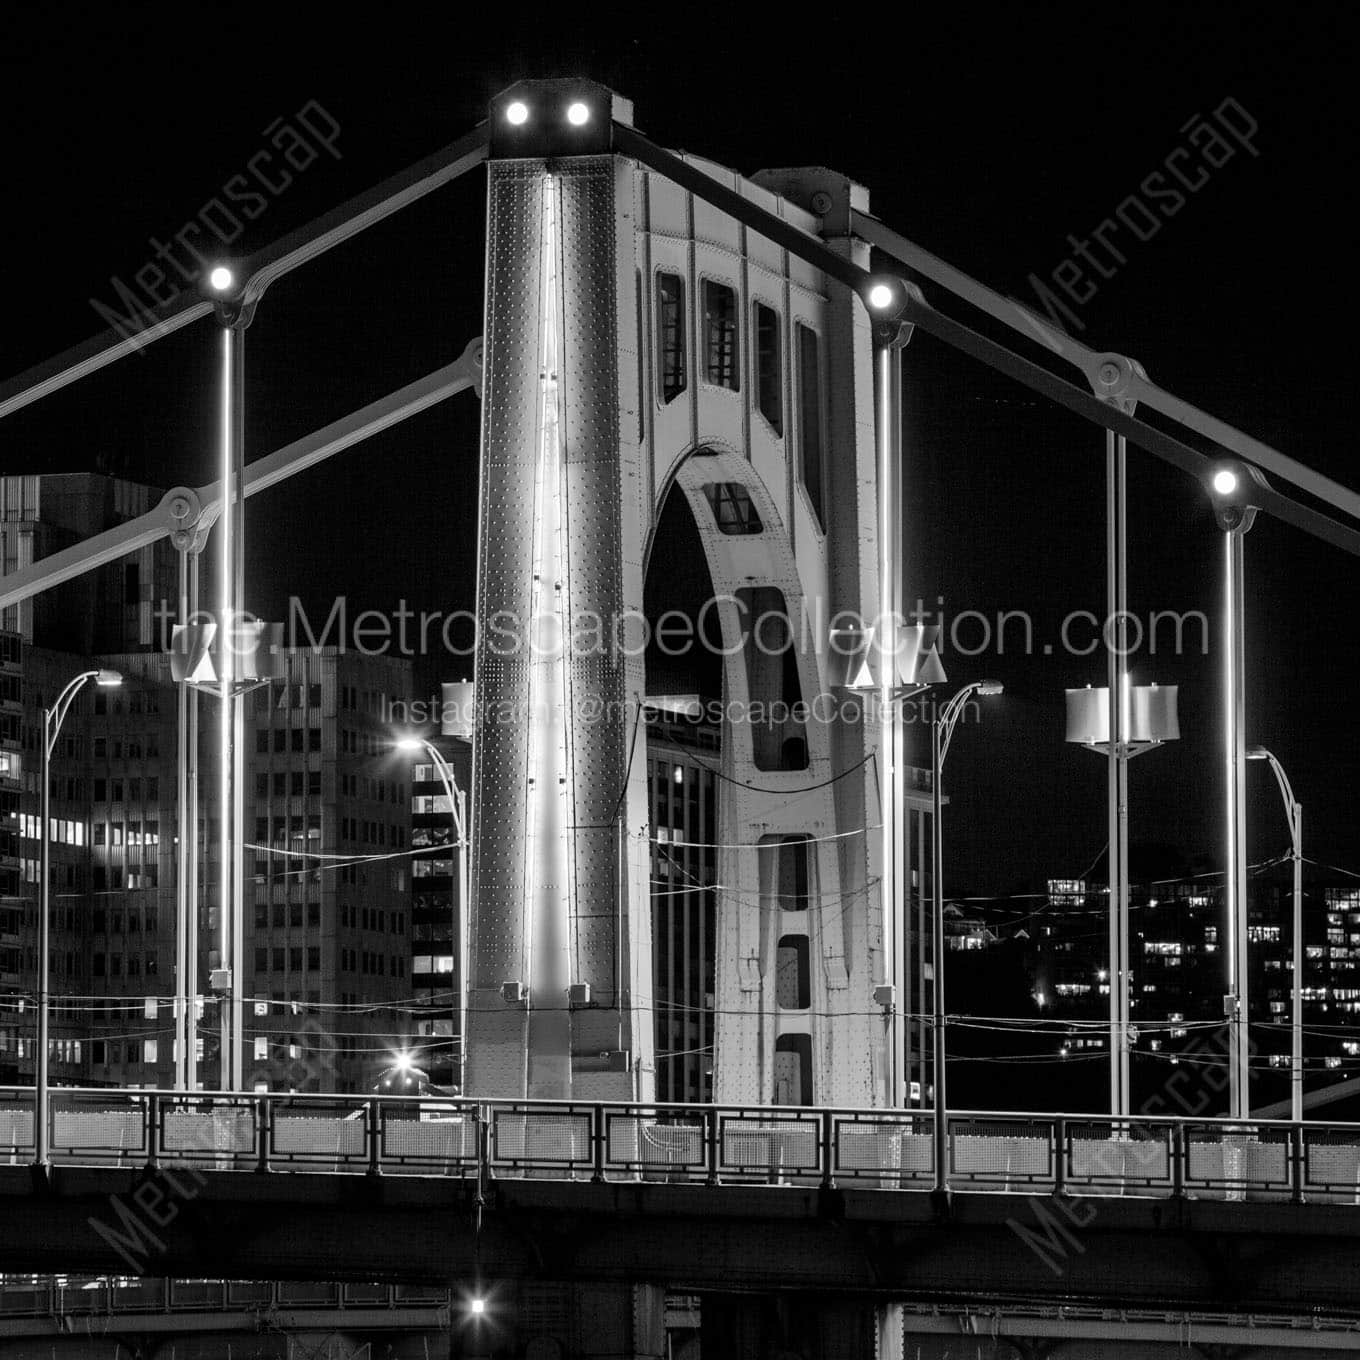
[406,729,471,1089]
[0,474,176,653]
[0,634,416,1095]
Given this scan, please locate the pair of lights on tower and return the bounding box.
[505,99,590,128]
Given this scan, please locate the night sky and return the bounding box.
[2,6,1356,899]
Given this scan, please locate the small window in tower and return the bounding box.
[655,272,686,404]
[796,323,826,531]
[753,302,782,433]
[702,280,739,391]
[702,483,763,536]
[776,935,811,1009]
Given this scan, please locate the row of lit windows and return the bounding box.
[18,814,85,846]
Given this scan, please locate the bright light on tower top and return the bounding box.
[208,266,234,293]
[566,101,590,126]
[506,100,529,125]
[469,1297,487,1316]
[867,283,895,310]
[1212,468,1239,496]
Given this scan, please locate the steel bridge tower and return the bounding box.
[464,79,896,1116]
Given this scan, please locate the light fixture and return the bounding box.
[505,101,529,126]
[393,1050,413,1074]
[1246,746,1269,761]
[975,680,1004,697]
[469,1297,487,1317]
[208,265,234,293]
[94,669,123,687]
[1212,468,1239,496]
[394,735,423,753]
[867,282,895,310]
[566,101,590,126]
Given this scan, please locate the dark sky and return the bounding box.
[1,6,1355,895]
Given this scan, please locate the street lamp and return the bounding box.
[930,679,1002,1194]
[395,734,469,1091]
[36,667,121,1166]
[1248,745,1305,1122]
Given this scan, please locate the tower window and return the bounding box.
[702,483,763,535]
[796,324,826,531]
[655,272,687,404]
[702,280,739,391]
[753,302,782,433]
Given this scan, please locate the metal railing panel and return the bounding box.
[1064,1119,1177,1196]
[949,1116,1056,1189]
[831,1110,934,1185]
[48,1091,148,1163]
[0,1091,34,1162]
[378,1100,479,1171]
[1184,1121,1293,1198]
[159,1096,257,1167]
[268,1096,368,1170]
[718,1107,822,1183]
[488,1102,594,1174]
[1302,1125,1360,1202]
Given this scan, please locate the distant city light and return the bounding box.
[1212,468,1239,496]
[566,101,590,126]
[469,1297,487,1317]
[506,101,529,126]
[208,266,234,292]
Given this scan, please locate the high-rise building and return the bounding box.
[0,640,415,1095]
[0,474,176,653]
[406,730,471,1089]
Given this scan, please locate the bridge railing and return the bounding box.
[5,1087,1360,1202]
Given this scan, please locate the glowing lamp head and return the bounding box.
[469,1297,487,1318]
[1212,468,1239,496]
[1246,746,1270,761]
[566,101,590,126]
[393,1050,414,1074]
[394,735,424,753]
[94,669,123,687]
[867,282,895,311]
[208,266,234,293]
[975,680,1004,697]
[505,101,529,126]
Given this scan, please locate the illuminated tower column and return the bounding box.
[465,84,653,1102]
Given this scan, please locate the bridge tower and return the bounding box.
[465,78,896,1119]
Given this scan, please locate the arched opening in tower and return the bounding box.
[643,482,722,1102]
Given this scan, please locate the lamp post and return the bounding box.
[1248,746,1304,1122]
[930,679,1002,1194]
[36,667,121,1166]
[396,734,469,1091]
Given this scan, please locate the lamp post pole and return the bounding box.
[399,736,469,1091]
[1249,746,1304,1122]
[930,680,1002,1195]
[35,668,121,1167]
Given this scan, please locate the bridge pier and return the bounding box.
[699,1294,900,1360]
